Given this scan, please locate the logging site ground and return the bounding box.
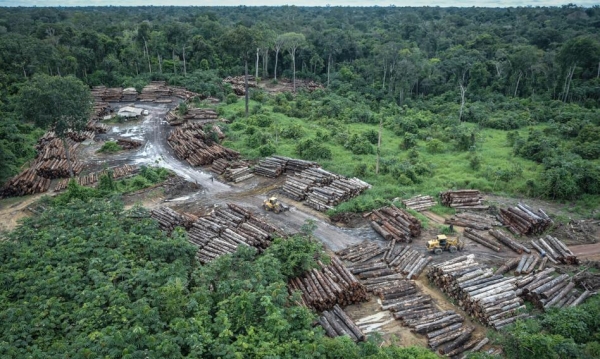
[2,96,600,352]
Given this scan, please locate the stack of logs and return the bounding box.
[167,122,239,166]
[531,235,578,265]
[489,229,531,254]
[463,228,502,252]
[402,195,437,212]
[122,87,138,101]
[223,75,257,95]
[516,267,593,310]
[499,203,553,235]
[445,212,502,231]
[318,304,365,342]
[150,206,195,232]
[116,138,143,150]
[211,158,230,175]
[224,166,254,183]
[305,177,371,212]
[166,106,219,125]
[253,156,319,178]
[139,81,173,103]
[288,256,368,311]
[0,169,50,197]
[368,205,422,242]
[281,167,337,200]
[54,164,138,192]
[440,190,487,210]
[428,255,528,329]
[186,203,283,263]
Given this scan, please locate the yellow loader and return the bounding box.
[427,235,464,255]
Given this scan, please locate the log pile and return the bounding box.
[499,203,553,235]
[185,108,218,120]
[117,138,143,150]
[223,76,257,95]
[440,190,487,209]
[388,247,432,279]
[489,229,531,254]
[253,156,287,178]
[305,177,371,212]
[167,122,239,166]
[139,81,172,102]
[531,235,578,265]
[171,86,202,101]
[151,206,189,232]
[35,158,83,178]
[512,254,542,275]
[445,212,502,230]
[187,203,282,264]
[463,228,502,252]
[54,164,138,192]
[223,166,254,183]
[122,87,139,102]
[402,195,437,212]
[428,255,526,329]
[516,268,593,310]
[369,205,422,242]
[288,256,368,311]
[211,158,230,175]
[318,304,365,342]
[88,119,108,134]
[0,169,51,197]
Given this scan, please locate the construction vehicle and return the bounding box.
[262,196,289,214]
[427,235,464,255]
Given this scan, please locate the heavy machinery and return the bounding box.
[262,196,289,214]
[427,234,464,254]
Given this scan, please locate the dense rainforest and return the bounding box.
[1,5,600,359]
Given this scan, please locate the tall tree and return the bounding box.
[222,25,256,117]
[281,32,305,92]
[16,74,92,177]
[273,34,285,81]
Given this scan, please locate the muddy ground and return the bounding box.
[1,99,599,351]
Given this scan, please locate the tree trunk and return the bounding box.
[183,46,186,77]
[376,118,382,175]
[459,83,466,121]
[514,71,522,97]
[327,53,331,87]
[172,48,176,74]
[245,59,249,117]
[292,50,296,92]
[158,54,162,73]
[563,64,576,102]
[274,49,279,80]
[263,48,269,78]
[382,61,386,90]
[62,137,74,178]
[143,38,152,74]
[255,47,260,81]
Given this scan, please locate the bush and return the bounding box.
[258,143,276,157]
[281,123,305,139]
[245,131,269,149]
[295,138,332,160]
[98,141,121,153]
[362,129,379,144]
[247,114,273,128]
[426,139,445,154]
[353,163,367,177]
[345,133,374,155]
[226,93,238,104]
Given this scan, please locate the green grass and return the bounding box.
[217,98,594,216]
[98,141,121,153]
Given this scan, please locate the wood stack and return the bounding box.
[463,228,502,252]
[305,81,324,92]
[499,203,553,235]
[223,166,254,183]
[223,76,257,95]
[280,167,337,201]
[369,205,422,242]
[139,81,172,102]
[87,119,108,134]
[54,164,138,192]
[253,156,288,178]
[104,87,124,102]
[171,86,203,101]
[35,158,83,178]
[167,122,239,166]
[440,190,487,210]
[530,235,578,265]
[305,177,371,212]
[150,206,188,232]
[211,158,230,175]
[0,169,51,197]
[186,203,282,264]
[185,108,218,120]
[445,212,502,230]
[279,156,320,173]
[67,130,95,142]
[288,256,368,311]
[516,268,593,310]
[388,247,432,279]
[122,87,138,101]
[428,255,526,329]
[512,254,542,275]
[489,229,531,254]
[117,138,143,150]
[318,304,365,342]
[402,195,437,212]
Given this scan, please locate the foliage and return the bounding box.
[295,138,332,160]
[98,140,121,153]
[0,197,437,358]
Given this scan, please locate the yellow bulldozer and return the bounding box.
[262,196,290,214]
[426,235,464,255]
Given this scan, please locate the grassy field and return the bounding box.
[216,97,595,216]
